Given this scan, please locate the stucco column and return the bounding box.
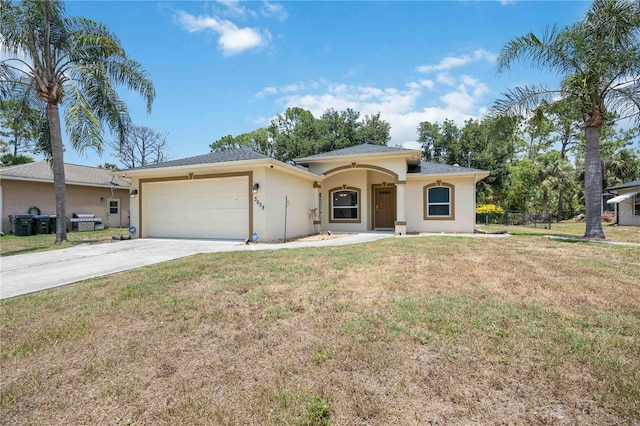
[313,182,322,229]
[395,181,407,235]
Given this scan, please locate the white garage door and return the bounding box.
[144,176,249,239]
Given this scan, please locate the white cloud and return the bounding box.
[261,1,288,21]
[253,50,496,145]
[436,72,456,86]
[257,76,492,144]
[255,86,278,98]
[215,0,256,18]
[417,49,496,73]
[175,10,270,55]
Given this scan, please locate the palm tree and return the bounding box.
[493,0,639,238]
[1,0,154,242]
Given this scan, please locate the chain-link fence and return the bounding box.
[476,210,552,229]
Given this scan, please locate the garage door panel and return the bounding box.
[144,176,249,239]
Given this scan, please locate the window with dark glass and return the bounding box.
[427,186,450,216]
[331,190,358,220]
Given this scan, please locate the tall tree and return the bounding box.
[493,0,640,238]
[216,107,391,161]
[355,113,391,146]
[269,107,318,161]
[109,125,169,168]
[1,0,155,242]
[210,128,274,157]
[0,95,40,157]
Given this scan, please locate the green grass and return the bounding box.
[0,228,132,256]
[1,235,639,424]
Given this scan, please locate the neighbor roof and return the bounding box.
[125,147,270,171]
[606,179,640,191]
[0,161,129,188]
[295,143,419,162]
[409,162,488,176]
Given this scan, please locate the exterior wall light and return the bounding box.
[130,189,138,198]
[252,183,260,194]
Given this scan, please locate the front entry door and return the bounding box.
[374,186,395,229]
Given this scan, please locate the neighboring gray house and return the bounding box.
[606,179,640,226]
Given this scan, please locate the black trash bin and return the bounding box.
[48,216,57,234]
[33,215,51,234]
[11,214,33,236]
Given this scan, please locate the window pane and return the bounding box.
[110,208,118,214]
[429,187,449,203]
[333,190,357,207]
[332,190,358,220]
[429,205,450,216]
[334,208,358,219]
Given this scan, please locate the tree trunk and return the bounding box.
[584,125,605,238]
[557,188,564,222]
[47,102,68,243]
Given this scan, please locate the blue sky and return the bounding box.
[54,1,590,166]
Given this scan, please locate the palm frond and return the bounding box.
[66,16,155,113]
[605,76,640,126]
[63,82,103,154]
[496,25,579,76]
[105,56,155,113]
[70,63,132,147]
[489,85,561,119]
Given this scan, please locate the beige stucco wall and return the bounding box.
[405,176,478,233]
[260,166,316,241]
[318,169,371,232]
[127,160,317,242]
[616,189,640,226]
[0,179,130,234]
[305,155,409,181]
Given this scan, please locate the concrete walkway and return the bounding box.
[0,233,392,300]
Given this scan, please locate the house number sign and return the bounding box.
[254,196,265,210]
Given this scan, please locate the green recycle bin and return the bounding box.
[33,215,51,234]
[11,215,33,236]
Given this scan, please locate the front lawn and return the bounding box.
[476,221,640,244]
[1,236,639,424]
[0,228,132,257]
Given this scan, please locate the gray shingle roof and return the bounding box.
[0,161,129,187]
[409,162,486,175]
[606,180,640,191]
[295,143,415,161]
[126,147,270,171]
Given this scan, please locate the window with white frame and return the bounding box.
[423,182,455,220]
[330,188,360,222]
[635,195,640,216]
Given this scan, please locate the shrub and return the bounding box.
[476,204,505,225]
[476,204,504,216]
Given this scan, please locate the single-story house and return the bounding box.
[0,161,131,234]
[122,144,489,241]
[606,179,640,226]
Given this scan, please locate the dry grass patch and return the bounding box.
[1,236,639,424]
[476,221,640,244]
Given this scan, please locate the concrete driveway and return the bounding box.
[0,233,391,300]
